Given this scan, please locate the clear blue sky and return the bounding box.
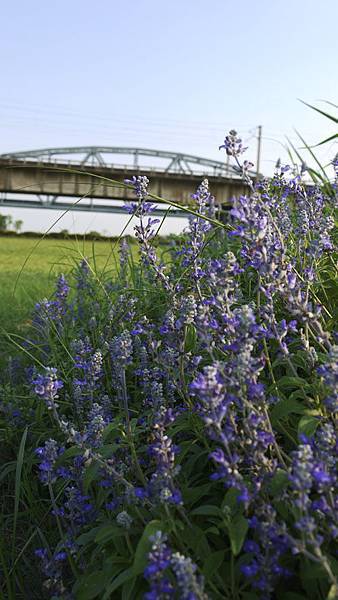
[1,0,337,234]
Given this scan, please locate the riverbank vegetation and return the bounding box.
[0,129,337,599]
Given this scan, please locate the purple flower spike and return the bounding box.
[219,130,248,157]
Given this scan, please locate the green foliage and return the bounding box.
[0,111,337,598]
[228,515,248,556]
[0,217,337,598]
[0,213,12,231]
[290,99,338,194]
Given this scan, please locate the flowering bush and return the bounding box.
[0,133,337,600]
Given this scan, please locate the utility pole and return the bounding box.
[256,125,262,179]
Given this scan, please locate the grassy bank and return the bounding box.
[0,235,133,333]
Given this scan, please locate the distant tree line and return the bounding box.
[0,213,23,233]
[0,213,176,244]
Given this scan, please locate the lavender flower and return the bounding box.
[33,368,63,410]
[318,345,338,413]
[175,295,197,330]
[72,338,103,394]
[144,531,174,599]
[55,274,70,306]
[35,439,64,484]
[119,237,130,285]
[82,402,108,447]
[56,485,95,527]
[125,175,150,204]
[176,179,214,290]
[124,173,171,290]
[289,444,314,511]
[110,330,133,366]
[219,130,248,156]
[241,505,291,599]
[148,407,182,505]
[144,532,208,600]
[171,553,208,600]
[34,547,69,598]
[116,510,133,529]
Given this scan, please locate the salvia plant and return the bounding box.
[0,128,337,600]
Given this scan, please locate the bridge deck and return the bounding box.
[0,158,248,214]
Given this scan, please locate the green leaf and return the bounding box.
[281,593,308,600]
[271,397,306,423]
[203,550,225,578]
[274,500,289,521]
[102,568,134,599]
[76,527,101,546]
[286,137,327,187]
[184,323,197,352]
[102,423,121,441]
[55,446,82,464]
[298,415,321,439]
[299,560,329,599]
[294,128,330,182]
[83,462,100,493]
[94,523,127,545]
[321,100,338,109]
[99,444,119,458]
[277,376,310,391]
[299,99,338,124]
[328,555,338,578]
[195,533,212,561]
[314,133,338,147]
[132,520,166,575]
[0,462,16,484]
[191,505,223,517]
[205,526,220,536]
[327,584,338,600]
[73,571,107,600]
[12,427,28,558]
[102,560,128,580]
[122,576,137,600]
[182,525,210,560]
[269,469,289,496]
[228,515,248,556]
[182,483,211,505]
[288,389,310,402]
[222,487,242,516]
[291,351,310,371]
[300,561,327,598]
[181,448,209,476]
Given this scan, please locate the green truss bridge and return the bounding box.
[0,146,249,217]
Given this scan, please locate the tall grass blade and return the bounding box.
[318,100,338,109]
[294,129,330,181]
[12,427,28,562]
[1,330,46,368]
[286,137,327,186]
[298,99,338,124]
[313,133,338,147]
[286,145,297,168]
[0,535,14,600]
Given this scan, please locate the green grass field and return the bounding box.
[0,236,127,333]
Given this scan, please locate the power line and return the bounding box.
[0,98,257,131]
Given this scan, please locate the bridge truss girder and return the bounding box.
[0,146,239,177]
